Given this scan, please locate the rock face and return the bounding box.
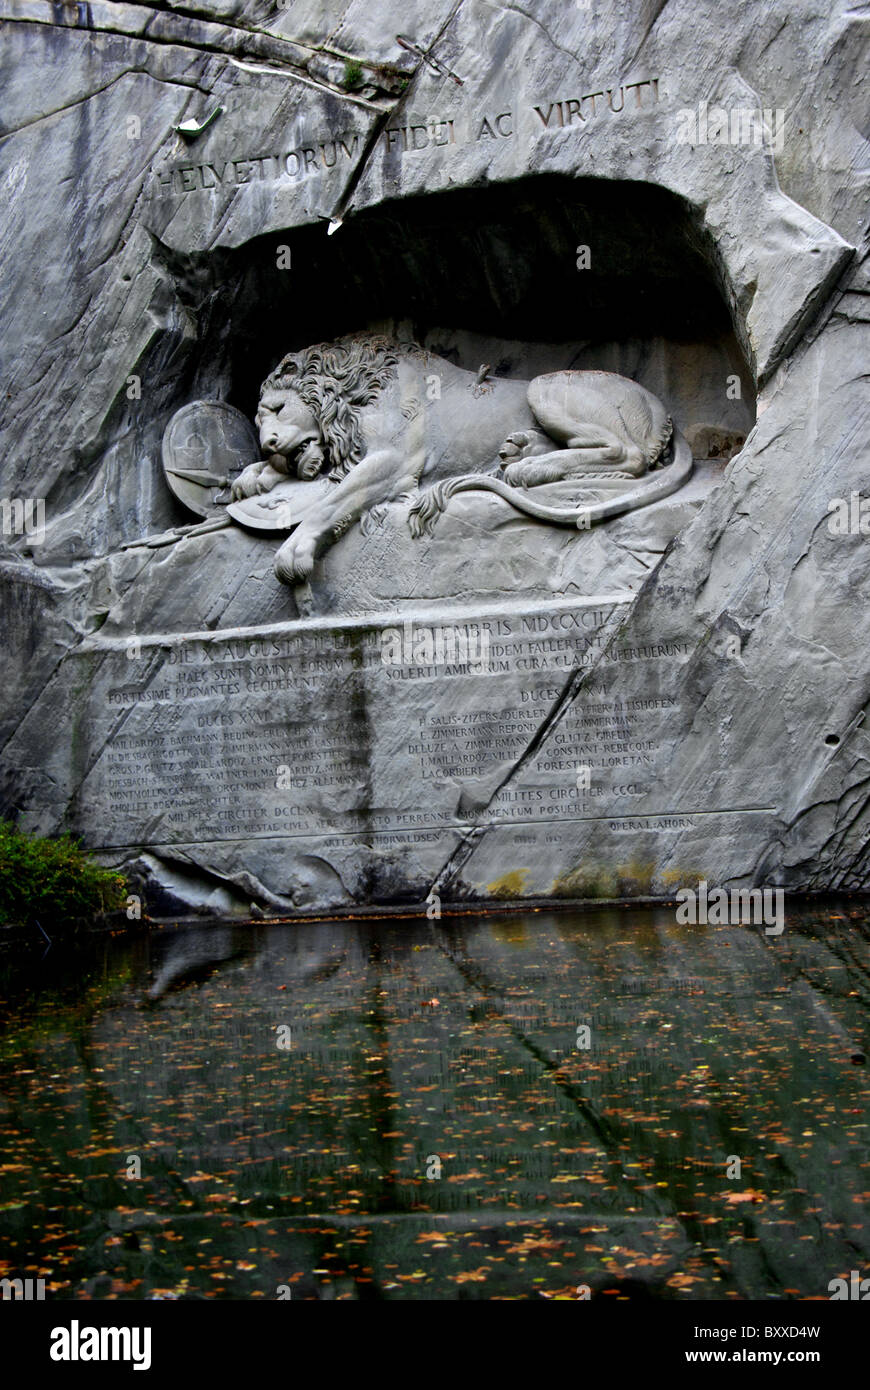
[0,0,867,914]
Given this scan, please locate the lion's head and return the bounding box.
[258,334,402,480]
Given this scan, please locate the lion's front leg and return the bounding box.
[274,447,413,584]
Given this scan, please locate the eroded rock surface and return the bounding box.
[0,0,867,912]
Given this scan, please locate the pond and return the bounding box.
[0,903,868,1300]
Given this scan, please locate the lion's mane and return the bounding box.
[260,334,409,479]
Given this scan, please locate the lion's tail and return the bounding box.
[409,436,694,536]
[409,474,591,535]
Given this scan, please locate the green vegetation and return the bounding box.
[342,59,364,90]
[0,823,126,928]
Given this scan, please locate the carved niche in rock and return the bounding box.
[164,334,694,584]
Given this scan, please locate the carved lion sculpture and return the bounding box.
[230,334,691,584]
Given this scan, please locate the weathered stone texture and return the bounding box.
[1,0,867,911]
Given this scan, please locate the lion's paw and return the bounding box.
[503,460,532,488]
[255,462,287,495]
[498,432,532,464]
[504,458,563,489]
[274,528,317,584]
[231,461,267,500]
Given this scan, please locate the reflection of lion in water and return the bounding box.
[231,334,690,584]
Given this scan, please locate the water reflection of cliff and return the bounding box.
[0,906,867,1299]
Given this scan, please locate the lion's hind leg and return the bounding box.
[528,375,650,472]
[531,414,634,465]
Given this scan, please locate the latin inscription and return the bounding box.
[81,601,673,848]
[148,79,661,197]
[149,134,364,198]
